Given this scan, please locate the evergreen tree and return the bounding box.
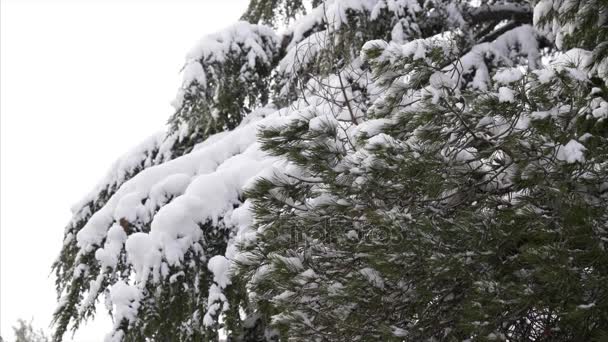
[52,0,607,341]
[12,319,50,342]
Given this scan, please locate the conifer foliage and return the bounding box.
[52,0,607,341]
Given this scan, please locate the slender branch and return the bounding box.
[467,4,532,24]
[337,70,358,124]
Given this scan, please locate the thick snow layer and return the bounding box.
[287,0,375,47]
[182,62,206,89]
[172,22,279,109]
[352,118,393,138]
[363,25,540,91]
[498,87,516,103]
[105,281,141,342]
[125,232,162,282]
[203,283,227,327]
[493,68,523,84]
[70,100,337,340]
[592,101,608,119]
[186,22,276,65]
[366,133,398,148]
[70,131,175,223]
[533,68,555,83]
[202,255,233,327]
[556,140,586,163]
[368,27,536,92]
[309,113,339,131]
[76,110,281,253]
[208,255,232,288]
[454,25,540,89]
[287,0,421,49]
[556,49,593,71]
[95,224,127,269]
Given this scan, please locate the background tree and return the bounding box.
[12,319,49,342]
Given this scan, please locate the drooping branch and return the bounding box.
[467,3,532,25]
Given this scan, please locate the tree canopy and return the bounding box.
[52,0,608,341]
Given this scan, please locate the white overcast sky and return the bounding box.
[1,0,249,340]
